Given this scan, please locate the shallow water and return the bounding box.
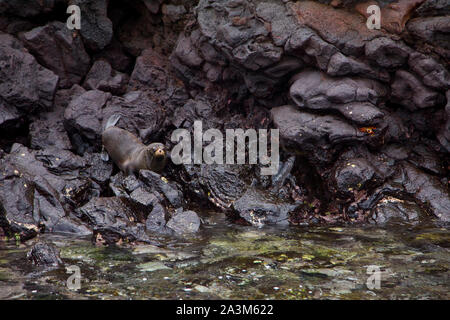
[1,213,449,300]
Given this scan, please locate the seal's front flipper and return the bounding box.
[101,146,109,161]
[104,114,121,131]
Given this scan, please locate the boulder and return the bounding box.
[128,48,168,92]
[233,188,299,226]
[166,209,201,234]
[0,33,58,128]
[139,170,183,208]
[20,22,90,88]
[0,0,63,17]
[69,0,113,51]
[0,144,93,241]
[289,70,387,125]
[27,242,63,268]
[407,16,450,58]
[371,197,423,224]
[83,60,129,95]
[64,90,111,154]
[271,105,364,164]
[29,85,86,151]
[391,70,444,110]
[437,91,450,152]
[77,197,151,245]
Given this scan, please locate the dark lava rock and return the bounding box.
[27,242,63,268]
[93,224,149,246]
[20,21,91,88]
[69,0,113,51]
[407,16,450,57]
[83,60,129,95]
[333,158,377,197]
[437,91,450,152]
[391,70,444,111]
[365,37,411,69]
[139,170,183,208]
[83,152,113,187]
[0,0,63,17]
[29,85,86,151]
[289,70,387,125]
[326,52,390,82]
[408,52,450,90]
[1,0,449,232]
[0,144,99,240]
[370,197,423,224]
[166,208,201,234]
[0,33,58,129]
[77,197,151,245]
[109,172,141,197]
[108,172,173,235]
[64,90,111,153]
[233,188,299,226]
[146,201,171,234]
[271,105,364,165]
[416,0,450,17]
[400,163,450,222]
[181,164,249,209]
[128,48,168,92]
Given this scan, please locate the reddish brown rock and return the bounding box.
[290,1,382,56]
[356,0,426,34]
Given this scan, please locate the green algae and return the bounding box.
[0,223,448,299]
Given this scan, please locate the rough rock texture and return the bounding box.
[289,69,387,125]
[170,0,450,224]
[76,197,151,245]
[69,0,113,51]
[391,70,444,110]
[20,21,91,88]
[64,89,111,154]
[437,91,450,152]
[407,16,450,59]
[166,208,201,234]
[27,242,63,268]
[1,0,449,245]
[83,60,129,95]
[0,144,100,240]
[0,0,64,17]
[30,85,86,151]
[233,188,299,226]
[0,33,58,129]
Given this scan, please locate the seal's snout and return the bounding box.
[154,148,165,157]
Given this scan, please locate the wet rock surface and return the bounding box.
[0,0,449,248]
[166,208,201,234]
[26,242,63,268]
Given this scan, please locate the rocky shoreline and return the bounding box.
[0,0,449,246]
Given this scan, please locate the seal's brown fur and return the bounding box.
[102,126,167,175]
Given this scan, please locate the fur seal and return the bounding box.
[102,115,167,175]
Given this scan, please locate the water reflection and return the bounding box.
[0,217,449,299]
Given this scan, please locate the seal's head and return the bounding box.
[145,143,167,173]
